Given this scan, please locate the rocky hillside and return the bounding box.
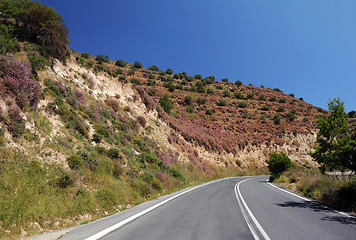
[0,0,322,238]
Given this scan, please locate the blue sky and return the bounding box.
[42,0,356,112]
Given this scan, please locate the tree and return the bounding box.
[0,0,69,62]
[311,98,355,173]
[268,152,294,181]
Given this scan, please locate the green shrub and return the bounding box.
[277,106,285,112]
[148,89,156,96]
[279,98,286,103]
[66,154,83,169]
[95,188,117,208]
[223,90,230,97]
[147,65,159,72]
[107,148,121,160]
[197,97,207,105]
[81,52,90,59]
[131,78,141,85]
[286,111,297,121]
[259,95,266,101]
[261,105,270,111]
[184,96,193,105]
[206,88,214,94]
[96,54,109,63]
[268,152,294,181]
[221,78,228,82]
[218,99,227,106]
[273,114,281,125]
[238,101,247,108]
[269,96,277,102]
[115,59,128,67]
[57,170,74,188]
[92,133,103,143]
[186,106,194,113]
[206,109,213,115]
[159,94,173,114]
[134,61,143,68]
[0,24,19,54]
[166,68,174,75]
[235,80,242,87]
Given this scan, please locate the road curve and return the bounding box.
[60,176,356,240]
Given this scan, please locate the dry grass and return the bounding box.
[277,168,356,213]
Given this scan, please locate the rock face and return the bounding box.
[234,132,318,168]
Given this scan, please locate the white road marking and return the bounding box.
[266,180,355,219]
[85,177,238,240]
[234,178,271,240]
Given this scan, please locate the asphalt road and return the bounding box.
[59,176,356,240]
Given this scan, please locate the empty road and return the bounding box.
[60,176,356,240]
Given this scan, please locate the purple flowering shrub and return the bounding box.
[0,54,43,109]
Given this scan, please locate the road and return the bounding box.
[60,176,356,240]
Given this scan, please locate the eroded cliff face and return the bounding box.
[47,56,318,170]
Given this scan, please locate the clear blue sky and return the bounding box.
[41,0,356,112]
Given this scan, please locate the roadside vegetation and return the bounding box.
[272,98,356,213]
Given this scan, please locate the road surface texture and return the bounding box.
[59,176,356,240]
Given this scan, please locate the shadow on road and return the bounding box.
[321,216,356,225]
[276,201,356,225]
[276,201,331,213]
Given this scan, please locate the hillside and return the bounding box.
[0,0,322,238]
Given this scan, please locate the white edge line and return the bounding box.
[235,178,271,240]
[85,177,237,240]
[266,180,356,219]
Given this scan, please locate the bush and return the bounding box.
[166,68,174,75]
[286,111,297,121]
[107,148,121,160]
[115,59,128,67]
[197,98,207,105]
[259,95,266,101]
[148,89,156,96]
[218,99,227,106]
[159,94,173,114]
[81,52,90,59]
[133,61,143,68]
[261,105,270,111]
[66,154,83,169]
[277,106,285,112]
[186,106,194,113]
[207,88,214,94]
[234,92,244,99]
[222,90,230,97]
[235,80,242,87]
[7,104,25,137]
[268,152,294,181]
[221,78,228,82]
[206,109,213,115]
[96,54,109,63]
[273,114,281,125]
[147,65,159,72]
[269,96,277,102]
[131,78,141,85]
[95,188,117,208]
[279,98,286,103]
[238,101,247,108]
[184,96,193,105]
